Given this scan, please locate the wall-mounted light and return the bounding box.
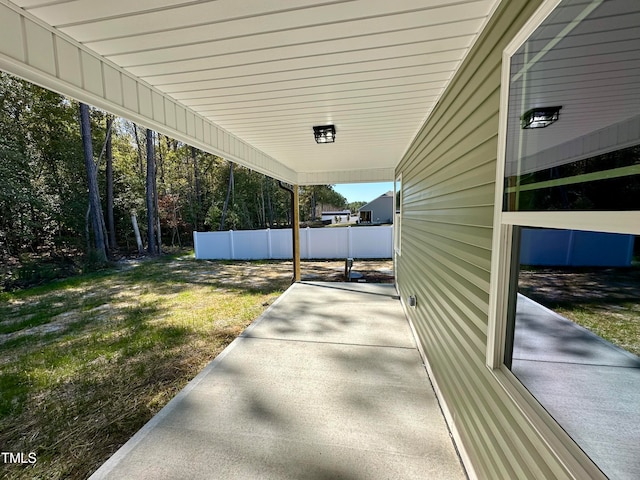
[313,125,336,143]
[408,295,417,308]
[521,106,562,129]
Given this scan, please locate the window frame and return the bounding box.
[486,0,639,477]
[394,173,402,257]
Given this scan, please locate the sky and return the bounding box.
[332,182,394,204]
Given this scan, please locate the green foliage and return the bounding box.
[0,72,346,287]
[14,256,78,288]
[348,201,367,211]
[298,185,347,221]
[0,73,86,255]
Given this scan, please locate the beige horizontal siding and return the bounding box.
[396,1,579,478]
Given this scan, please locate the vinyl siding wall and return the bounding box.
[395,1,578,478]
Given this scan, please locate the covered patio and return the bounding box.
[4,1,637,478]
[90,282,466,479]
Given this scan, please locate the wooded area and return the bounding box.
[0,73,351,290]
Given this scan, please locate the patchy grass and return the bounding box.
[0,254,291,480]
[554,303,640,356]
[519,266,640,357]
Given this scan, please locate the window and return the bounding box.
[488,1,640,478]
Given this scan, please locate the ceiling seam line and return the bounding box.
[62,2,485,43]
[52,0,355,29]
[145,62,458,89]
[117,47,468,71]
[96,29,477,58]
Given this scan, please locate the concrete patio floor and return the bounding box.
[90,282,466,480]
[512,294,640,480]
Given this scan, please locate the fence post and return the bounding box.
[267,228,272,259]
[193,231,199,258]
[565,230,574,266]
[306,226,311,259]
[347,226,353,258]
[229,230,234,259]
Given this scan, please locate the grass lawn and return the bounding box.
[554,303,640,356]
[0,253,291,480]
[519,266,640,357]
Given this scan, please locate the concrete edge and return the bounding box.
[88,282,298,479]
[399,297,474,480]
[518,294,640,364]
[299,281,400,299]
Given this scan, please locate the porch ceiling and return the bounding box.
[6,0,500,184]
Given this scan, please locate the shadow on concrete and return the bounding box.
[90,282,465,480]
[512,294,640,480]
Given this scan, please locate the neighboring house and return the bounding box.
[320,210,351,224]
[5,1,637,479]
[313,202,343,220]
[358,191,393,224]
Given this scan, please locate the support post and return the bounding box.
[292,184,301,282]
[278,181,301,283]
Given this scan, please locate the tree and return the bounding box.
[299,185,347,221]
[1,70,353,289]
[145,129,158,254]
[219,161,234,231]
[105,115,117,250]
[191,146,203,230]
[348,201,367,212]
[80,102,107,262]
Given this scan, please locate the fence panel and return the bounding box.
[194,226,393,260]
[193,231,232,259]
[270,229,293,259]
[305,227,349,259]
[232,230,269,260]
[519,228,634,266]
[351,225,393,258]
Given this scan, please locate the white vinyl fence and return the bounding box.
[194,226,393,260]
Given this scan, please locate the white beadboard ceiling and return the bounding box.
[505,0,640,176]
[9,0,501,184]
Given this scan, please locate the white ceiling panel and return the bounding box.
[505,0,640,177]
[10,0,501,184]
[169,66,451,100]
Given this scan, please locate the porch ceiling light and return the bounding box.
[313,125,336,143]
[521,106,562,129]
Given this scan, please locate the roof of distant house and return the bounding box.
[359,191,394,210]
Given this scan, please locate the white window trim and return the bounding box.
[394,173,402,257]
[486,0,638,477]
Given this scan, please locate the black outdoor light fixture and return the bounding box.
[313,124,336,143]
[521,106,562,129]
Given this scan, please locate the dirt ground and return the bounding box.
[188,259,395,290]
[518,266,640,306]
[300,259,394,283]
[518,266,640,356]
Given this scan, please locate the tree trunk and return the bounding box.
[133,123,143,175]
[153,135,162,254]
[191,146,202,230]
[146,129,157,254]
[219,161,234,231]
[157,134,165,184]
[79,102,107,262]
[310,187,317,220]
[267,180,275,227]
[131,213,143,253]
[260,177,266,228]
[105,116,117,250]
